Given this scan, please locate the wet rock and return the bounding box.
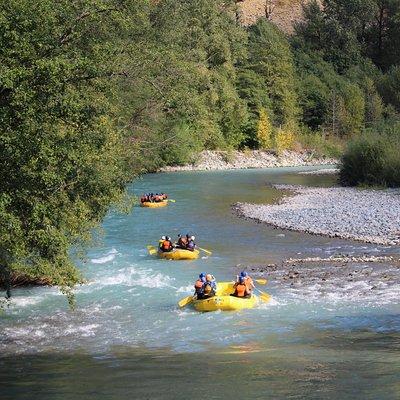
[243,254,400,302]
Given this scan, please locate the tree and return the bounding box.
[0,0,145,303]
[366,0,400,70]
[379,66,400,113]
[256,108,273,149]
[338,83,365,135]
[246,19,299,127]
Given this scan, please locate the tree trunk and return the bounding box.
[0,265,12,298]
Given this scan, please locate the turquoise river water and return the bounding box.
[1,166,399,399]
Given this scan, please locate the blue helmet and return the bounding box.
[239,276,245,283]
[199,272,206,278]
[240,271,248,277]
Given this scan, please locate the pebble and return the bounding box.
[234,185,400,246]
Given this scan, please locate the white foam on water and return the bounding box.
[64,324,99,337]
[11,296,42,307]
[97,266,175,289]
[176,284,193,294]
[276,278,400,310]
[8,287,62,309]
[258,297,282,309]
[91,248,118,264]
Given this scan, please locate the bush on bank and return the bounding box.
[340,129,400,187]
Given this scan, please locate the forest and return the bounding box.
[1,0,399,296]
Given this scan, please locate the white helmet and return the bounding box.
[161,236,166,240]
[191,236,195,240]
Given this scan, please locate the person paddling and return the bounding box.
[194,273,206,299]
[240,271,255,293]
[176,234,188,249]
[232,276,251,298]
[159,235,173,252]
[202,274,217,298]
[186,235,196,252]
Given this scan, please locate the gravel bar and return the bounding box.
[234,184,400,246]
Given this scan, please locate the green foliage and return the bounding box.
[0,0,144,302]
[246,19,299,127]
[159,122,203,166]
[295,51,368,136]
[338,82,365,135]
[340,129,400,187]
[297,74,330,130]
[295,0,400,73]
[294,0,363,72]
[2,0,400,300]
[379,66,400,113]
[142,0,249,158]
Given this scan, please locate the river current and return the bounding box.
[1,166,399,399]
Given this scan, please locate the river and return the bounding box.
[1,166,399,399]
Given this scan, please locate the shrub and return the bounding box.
[340,130,400,187]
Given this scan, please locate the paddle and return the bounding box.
[198,246,212,255]
[178,295,195,308]
[255,278,267,285]
[254,287,271,302]
[146,245,157,255]
[167,199,176,203]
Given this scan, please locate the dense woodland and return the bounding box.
[1,0,399,299]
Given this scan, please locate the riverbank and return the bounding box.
[234,184,400,246]
[0,273,52,289]
[160,150,337,172]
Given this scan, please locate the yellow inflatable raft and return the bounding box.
[192,282,259,312]
[157,248,200,260]
[141,201,168,208]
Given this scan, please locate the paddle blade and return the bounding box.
[255,278,267,285]
[178,296,194,308]
[198,246,212,255]
[147,245,157,255]
[254,287,271,303]
[259,293,271,302]
[167,199,176,203]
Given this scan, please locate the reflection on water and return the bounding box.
[1,330,399,400]
[0,166,399,399]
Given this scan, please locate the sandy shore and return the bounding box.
[234,184,400,246]
[160,150,337,172]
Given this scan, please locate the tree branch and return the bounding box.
[59,7,119,45]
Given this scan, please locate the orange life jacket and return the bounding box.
[235,283,247,297]
[162,240,171,250]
